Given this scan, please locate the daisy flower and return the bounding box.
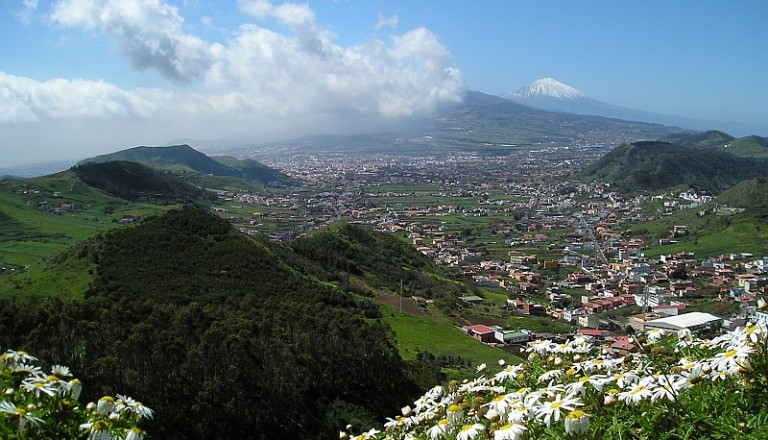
[617,384,652,405]
[564,409,590,435]
[537,368,565,383]
[493,422,527,440]
[486,393,515,415]
[0,400,44,432]
[427,418,450,439]
[535,393,583,427]
[710,344,752,373]
[646,328,666,343]
[456,423,485,440]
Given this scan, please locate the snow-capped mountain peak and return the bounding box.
[511,77,587,100]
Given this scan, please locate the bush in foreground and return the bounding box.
[0,348,153,440]
[345,322,768,439]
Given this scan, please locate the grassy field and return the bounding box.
[643,219,768,258]
[377,303,517,376]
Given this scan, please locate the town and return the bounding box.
[202,142,767,357]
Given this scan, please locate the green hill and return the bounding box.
[80,144,294,186]
[429,91,681,149]
[716,175,768,217]
[0,206,429,440]
[663,130,768,158]
[579,141,768,194]
[0,170,153,270]
[72,161,215,202]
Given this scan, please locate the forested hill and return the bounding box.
[79,144,295,186]
[71,160,215,202]
[285,223,471,307]
[716,175,768,218]
[0,206,435,440]
[579,141,768,194]
[663,130,768,158]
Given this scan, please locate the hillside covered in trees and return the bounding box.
[80,144,296,187]
[0,206,443,440]
[72,161,215,202]
[579,141,768,194]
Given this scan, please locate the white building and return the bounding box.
[643,312,722,333]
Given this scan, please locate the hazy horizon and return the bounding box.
[1,0,766,167]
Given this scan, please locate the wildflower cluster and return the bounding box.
[0,347,153,440]
[345,322,768,439]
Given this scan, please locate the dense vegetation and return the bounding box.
[80,144,295,186]
[0,206,439,440]
[348,324,768,439]
[579,141,768,194]
[716,175,768,218]
[664,130,768,158]
[286,224,472,309]
[72,161,214,202]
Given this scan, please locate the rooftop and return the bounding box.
[644,312,722,331]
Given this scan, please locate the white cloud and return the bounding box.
[46,0,463,116]
[1,0,465,164]
[15,0,40,24]
[237,0,316,27]
[375,13,399,30]
[51,0,214,81]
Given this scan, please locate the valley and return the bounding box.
[2,135,768,440]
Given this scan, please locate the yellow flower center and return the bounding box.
[724,349,737,358]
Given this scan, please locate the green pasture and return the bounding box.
[377,303,516,370]
[643,220,768,258]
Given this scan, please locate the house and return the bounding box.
[578,314,601,329]
[576,329,610,340]
[466,325,496,343]
[563,308,584,323]
[494,329,532,345]
[643,312,723,334]
[611,336,637,354]
[119,215,136,224]
[653,304,686,316]
[460,295,485,305]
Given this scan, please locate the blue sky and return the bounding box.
[1,0,766,166]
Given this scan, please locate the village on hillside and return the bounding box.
[201,145,768,356]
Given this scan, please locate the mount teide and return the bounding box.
[501,77,767,136]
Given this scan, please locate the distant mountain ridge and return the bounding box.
[579,141,768,194]
[427,90,682,149]
[79,144,294,186]
[501,78,768,137]
[663,130,768,158]
[505,77,587,100]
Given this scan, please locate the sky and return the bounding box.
[1,0,767,167]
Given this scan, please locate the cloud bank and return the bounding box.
[2,0,464,162]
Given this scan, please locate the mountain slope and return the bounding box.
[430,91,682,148]
[505,77,587,100]
[80,144,294,186]
[579,141,768,194]
[664,131,768,158]
[72,161,215,202]
[0,206,426,440]
[501,78,767,136]
[716,175,768,217]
